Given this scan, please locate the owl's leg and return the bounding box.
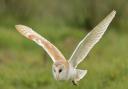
[72,80,78,86]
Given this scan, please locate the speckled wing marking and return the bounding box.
[15,25,66,62]
[69,10,116,68]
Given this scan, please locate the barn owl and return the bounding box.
[15,10,116,85]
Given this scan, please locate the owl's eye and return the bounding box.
[59,69,62,73]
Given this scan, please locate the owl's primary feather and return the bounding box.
[69,10,116,68]
[15,25,66,63]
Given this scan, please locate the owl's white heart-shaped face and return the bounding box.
[52,62,69,80]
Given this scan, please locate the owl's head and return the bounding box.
[52,61,69,80]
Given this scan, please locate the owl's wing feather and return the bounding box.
[69,10,116,68]
[15,25,66,62]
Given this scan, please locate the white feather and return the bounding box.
[69,10,116,68]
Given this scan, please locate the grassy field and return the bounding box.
[0,25,128,89]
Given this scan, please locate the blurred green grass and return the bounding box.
[0,0,128,89]
[0,25,127,89]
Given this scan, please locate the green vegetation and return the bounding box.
[0,26,128,89]
[0,0,128,89]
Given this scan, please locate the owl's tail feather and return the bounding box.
[75,69,87,82]
[72,69,87,85]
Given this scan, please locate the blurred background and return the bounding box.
[0,0,128,89]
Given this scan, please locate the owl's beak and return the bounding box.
[56,74,59,80]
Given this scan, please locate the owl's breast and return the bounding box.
[67,64,76,80]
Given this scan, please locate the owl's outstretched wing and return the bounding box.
[15,25,66,62]
[69,10,116,68]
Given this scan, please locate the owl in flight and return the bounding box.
[15,10,116,85]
